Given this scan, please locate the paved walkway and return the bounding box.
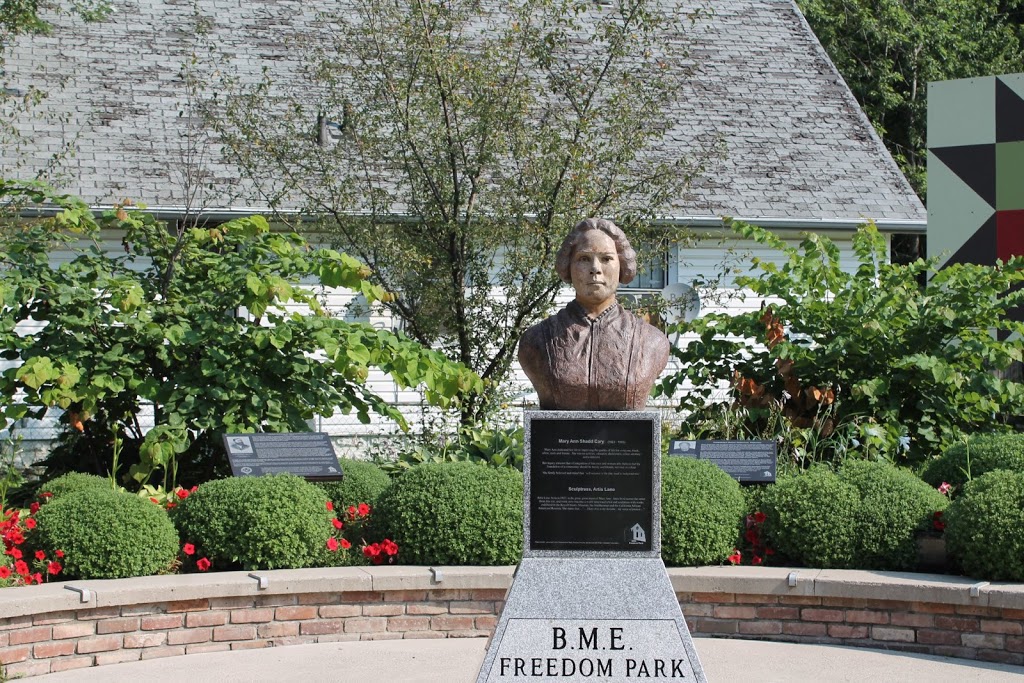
[25,636,1024,682]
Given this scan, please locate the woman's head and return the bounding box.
[555,218,637,285]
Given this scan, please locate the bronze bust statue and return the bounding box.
[518,218,670,411]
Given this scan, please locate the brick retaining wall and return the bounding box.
[0,566,1020,677]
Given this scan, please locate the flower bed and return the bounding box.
[0,566,1020,677]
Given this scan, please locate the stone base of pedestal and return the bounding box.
[476,557,706,682]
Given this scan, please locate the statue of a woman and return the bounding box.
[517,218,670,411]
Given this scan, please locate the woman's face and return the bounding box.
[570,229,620,313]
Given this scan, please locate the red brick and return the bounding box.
[275,606,318,621]
[681,604,713,617]
[692,618,737,635]
[1007,636,1024,653]
[255,595,297,608]
[141,646,187,660]
[340,591,384,603]
[49,656,93,672]
[213,625,256,642]
[76,635,122,654]
[825,597,871,609]
[363,604,405,617]
[52,621,95,639]
[962,633,1005,649]
[346,617,389,633]
[802,608,844,623]
[828,624,868,639]
[0,646,29,664]
[404,631,446,640]
[981,619,1023,635]
[911,602,956,615]
[476,616,499,631]
[320,605,361,618]
[208,597,255,610]
[431,615,474,631]
[692,592,730,603]
[77,607,120,620]
[779,596,821,606]
[733,594,778,605]
[782,622,827,637]
[739,620,782,635]
[956,604,1000,617]
[713,606,756,620]
[186,611,228,628]
[121,603,164,616]
[33,640,76,658]
[167,628,211,645]
[891,612,934,628]
[1003,608,1024,620]
[96,617,139,634]
[405,603,448,616]
[230,608,274,624]
[232,640,271,650]
[95,650,142,666]
[0,616,31,631]
[299,593,342,606]
[141,614,183,630]
[934,616,978,631]
[757,606,800,620]
[844,610,888,625]
[125,632,168,648]
[187,643,231,655]
[301,620,344,635]
[470,590,508,601]
[258,622,300,638]
[871,627,915,643]
[33,610,76,625]
[4,660,51,677]
[386,590,428,602]
[977,649,1024,666]
[9,625,51,645]
[449,601,493,615]
[917,629,962,646]
[388,616,431,632]
[427,590,471,601]
[933,645,977,659]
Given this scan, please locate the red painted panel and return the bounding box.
[996,210,1024,261]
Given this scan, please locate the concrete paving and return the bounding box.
[25,636,1024,682]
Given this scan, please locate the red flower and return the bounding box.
[933,511,946,531]
[14,560,28,576]
[34,550,45,561]
[332,518,343,530]
[340,539,352,550]
[182,543,195,556]
[40,492,52,499]
[744,529,758,543]
[327,538,339,552]
[190,485,198,493]
[23,517,35,529]
[47,561,61,575]
[753,511,767,524]
[726,550,741,565]
[0,566,10,579]
[176,488,189,500]
[347,505,357,518]
[55,550,64,558]
[382,539,399,556]
[10,548,21,560]
[325,501,334,511]
[150,497,159,504]
[752,555,764,566]
[363,543,380,560]
[28,502,39,514]
[32,573,42,585]
[165,502,177,510]
[357,503,371,517]
[196,557,211,572]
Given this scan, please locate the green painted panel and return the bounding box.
[927,78,995,147]
[1000,73,1024,102]
[927,150,995,267]
[996,141,1024,210]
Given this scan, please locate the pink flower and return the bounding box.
[182,543,195,556]
[332,518,343,530]
[196,557,211,571]
[938,482,952,495]
[327,537,339,552]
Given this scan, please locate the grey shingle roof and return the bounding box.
[2,0,925,225]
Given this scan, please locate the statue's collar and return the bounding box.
[567,299,621,324]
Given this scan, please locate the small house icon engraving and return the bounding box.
[630,524,646,544]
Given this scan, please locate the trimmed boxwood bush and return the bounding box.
[661,457,745,566]
[35,472,111,501]
[761,466,860,568]
[921,433,1024,492]
[33,488,179,579]
[174,474,333,571]
[839,460,948,570]
[945,469,1024,581]
[373,462,522,565]
[315,458,391,510]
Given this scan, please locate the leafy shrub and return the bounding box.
[174,474,333,570]
[761,466,860,568]
[920,433,1024,492]
[661,457,745,566]
[35,472,112,501]
[33,489,179,579]
[839,460,948,570]
[945,469,1024,581]
[373,462,522,565]
[316,458,391,510]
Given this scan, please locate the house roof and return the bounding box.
[2,0,925,231]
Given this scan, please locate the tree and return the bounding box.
[210,0,712,423]
[798,0,1024,197]
[0,180,480,488]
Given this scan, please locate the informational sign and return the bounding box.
[668,439,776,483]
[527,416,655,553]
[222,432,343,481]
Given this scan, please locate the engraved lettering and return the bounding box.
[609,627,624,650]
[553,627,566,650]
